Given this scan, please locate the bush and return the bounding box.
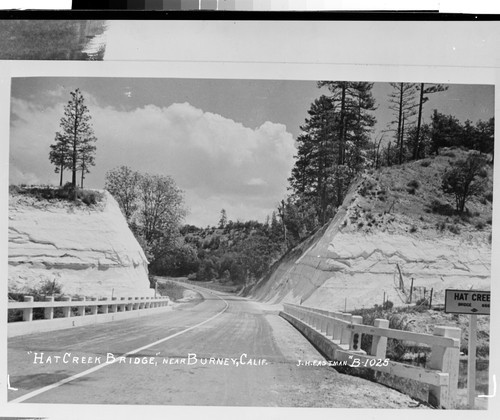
[383,300,394,310]
[441,150,456,158]
[409,225,417,233]
[448,223,461,234]
[407,180,420,189]
[436,221,446,231]
[10,183,102,206]
[475,220,486,230]
[420,160,431,167]
[428,198,455,216]
[78,189,102,205]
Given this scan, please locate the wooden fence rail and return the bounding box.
[281,303,460,409]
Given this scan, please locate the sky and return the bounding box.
[9,77,494,227]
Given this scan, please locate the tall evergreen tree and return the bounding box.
[289,82,376,228]
[317,81,377,205]
[77,134,97,188]
[48,132,70,186]
[413,83,448,159]
[55,89,97,188]
[387,82,418,164]
[289,95,336,224]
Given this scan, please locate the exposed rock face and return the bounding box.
[9,191,154,298]
[251,154,492,311]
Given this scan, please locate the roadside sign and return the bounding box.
[445,289,491,409]
[444,289,490,315]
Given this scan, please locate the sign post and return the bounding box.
[445,289,490,409]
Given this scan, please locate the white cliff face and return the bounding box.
[9,191,154,298]
[251,155,492,311]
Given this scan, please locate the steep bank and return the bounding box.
[249,150,492,311]
[9,190,153,298]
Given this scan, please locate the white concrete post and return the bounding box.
[350,315,363,351]
[332,318,341,342]
[340,314,352,345]
[127,297,133,311]
[110,297,117,313]
[89,297,98,315]
[99,297,108,314]
[44,296,54,320]
[320,315,327,334]
[23,296,34,322]
[428,325,461,409]
[77,297,86,317]
[370,318,389,358]
[61,296,72,318]
[119,297,126,312]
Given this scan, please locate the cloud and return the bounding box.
[10,98,296,226]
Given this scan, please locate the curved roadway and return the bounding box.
[8,283,422,408]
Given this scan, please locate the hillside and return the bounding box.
[248,148,493,311]
[8,188,153,298]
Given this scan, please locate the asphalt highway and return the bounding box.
[8,284,421,408]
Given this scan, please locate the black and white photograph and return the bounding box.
[0,14,498,420]
[5,73,494,410]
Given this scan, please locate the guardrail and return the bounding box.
[281,303,460,409]
[8,295,170,337]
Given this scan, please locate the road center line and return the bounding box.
[10,288,229,404]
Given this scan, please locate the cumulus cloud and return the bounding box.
[10,97,296,226]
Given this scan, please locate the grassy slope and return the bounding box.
[350,148,493,238]
[0,20,106,60]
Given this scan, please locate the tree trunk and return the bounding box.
[414,83,425,160]
[400,114,405,163]
[339,84,346,166]
[72,100,78,189]
[80,154,85,188]
[59,163,63,186]
[397,83,404,164]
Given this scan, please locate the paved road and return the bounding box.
[8,284,422,408]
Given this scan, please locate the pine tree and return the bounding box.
[218,209,228,229]
[78,133,97,188]
[289,95,336,224]
[48,132,71,186]
[55,89,97,188]
[387,83,418,164]
[289,83,376,226]
[413,83,448,160]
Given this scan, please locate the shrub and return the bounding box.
[475,220,486,230]
[383,300,394,310]
[442,153,488,214]
[420,160,431,167]
[441,150,456,158]
[448,223,461,234]
[9,184,22,194]
[407,180,420,189]
[78,189,101,205]
[10,183,103,206]
[436,221,446,231]
[428,198,455,216]
[409,225,417,233]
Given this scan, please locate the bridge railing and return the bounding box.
[9,295,169,322]
[7,295,169,337]
[282,303,460,409]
